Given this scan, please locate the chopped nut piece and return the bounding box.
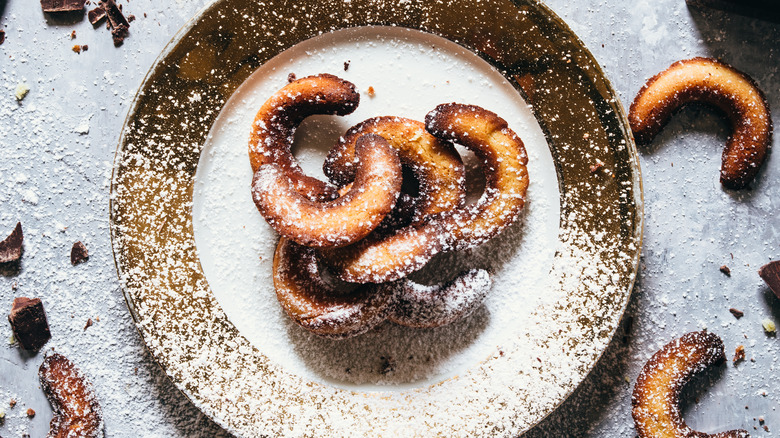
[71,30,76,39]
[287,73,296,83]
[26,408,35,417]
[10,399,16,408]
[759,260,780,299]
[83,318,93,330]
[8,297,51,351]
[71,241,89,265]
[0,222,23,263]
[729,308,744,318]
[15,84,30,101]
[720,265,731,276]
[733,345,745,363]
[72,44,82,53]
[762,318,776,333]
[366,86,375,97]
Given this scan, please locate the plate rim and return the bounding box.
[109,0,644,435]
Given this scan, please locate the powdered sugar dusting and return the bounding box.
[112,15,640,438]
[193,26,560,389]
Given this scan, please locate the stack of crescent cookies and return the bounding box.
[248,73,530,339]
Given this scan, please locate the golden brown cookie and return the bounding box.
[248,73,360,201]
[273,237,395,338]
[39,353,103,438]
[632,331,748,438]
[629,57,772,189]
[253,134,402,248]
[320,116,466,283]
[425,103,530,251]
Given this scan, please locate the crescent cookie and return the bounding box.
[248,73,360,201]
[425,103,530,251]
[253,134,402,249]
[320,116,466,283]
[629,57,772,189]
[273,237,395,339]
[632,331,748,438]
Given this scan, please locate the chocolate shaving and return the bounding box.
[729,308,744,318]
[8,297,51,351]
[759,261,780,299]
[40,0,86,12]
[720,265,731,276]
[71,241,89,265]
[0,222,23,264]
[88,6,106,25]
[110,24,128,46]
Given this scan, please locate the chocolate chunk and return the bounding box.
[71,241,89,265]
[720,265,731,276]
[40,0,86,12]
[8,297,51,351]
[110,23,128,46]
[344,60,350,71]
[99,0,129,29]
[759,261,780,299]
[88,6,106,24]
[0,222,23,264]
[729,308,744,318]
[0,30,6,46]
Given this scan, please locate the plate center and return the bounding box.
[192,26,561,391]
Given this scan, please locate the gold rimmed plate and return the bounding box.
[110,0,643,436]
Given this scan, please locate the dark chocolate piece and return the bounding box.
[759,261,780,299]
[686,0,780,23]
[40,0,86,12]
[88,7,106,25]
[0,222,23,264]
[0,30,5,46]
[720,265,731,276]
[71,241,89,265]
[99,0,128,29]
[729,308,744,318]
[8,297,51,351]
[110,24,128,46]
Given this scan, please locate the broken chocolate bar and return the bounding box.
[759,261,780,299]
[71,241,89,265]
[0,222,23,264]
[40,0,86,13]
[88,7,106,25]
[8,297,51,351]
[99,0,128,28]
